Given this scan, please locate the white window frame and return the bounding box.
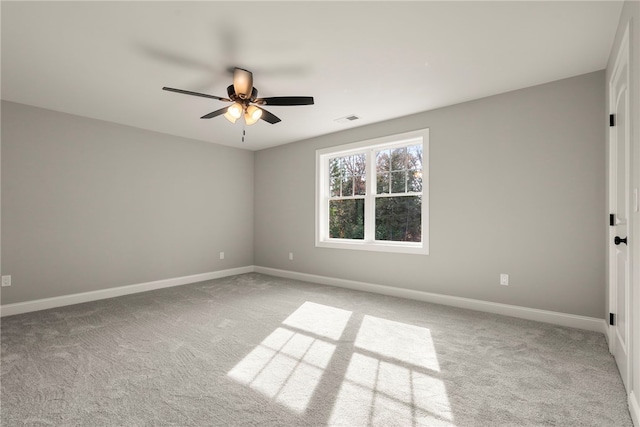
[315,128,429,255]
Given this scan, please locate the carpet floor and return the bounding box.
[1,273,633,426]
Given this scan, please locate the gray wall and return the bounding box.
[255,71,606,318]
[1,101,254,304]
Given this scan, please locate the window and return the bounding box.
[316,129,429,254]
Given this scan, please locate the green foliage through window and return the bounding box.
[375,196,422,242]
[329,199,365,239]
[329,145,422,242]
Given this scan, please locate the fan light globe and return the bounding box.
[223,111,238,124]
[244,105,263,125]
[228,103,243,119]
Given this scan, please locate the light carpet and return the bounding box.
[1,273,632,426]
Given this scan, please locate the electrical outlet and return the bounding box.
[219,252,225,260]
[2,275,11,287]
[500,274,509,286]
[289,252,294,261]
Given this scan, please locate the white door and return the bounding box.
[609,28,630,391]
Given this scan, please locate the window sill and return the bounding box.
[316,239,428,255]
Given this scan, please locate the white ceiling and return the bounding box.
[1,1,623,151]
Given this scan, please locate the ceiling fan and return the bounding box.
[163,67,314,126]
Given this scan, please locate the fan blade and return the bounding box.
[227,84,236,98]
[201,107,229,119]
[140,45,217,72]
[233,68,253,98]
[257,96,314,106]
[162,87,230,102]
[258,107,281,124]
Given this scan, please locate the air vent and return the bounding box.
[334,114,361,124]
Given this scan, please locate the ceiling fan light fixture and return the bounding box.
[163,66,313,128]
[244,105,263,125]
[228,103,243,119]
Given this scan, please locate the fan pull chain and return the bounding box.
[242,121,246,143]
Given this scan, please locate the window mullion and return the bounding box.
[364,149,376,242]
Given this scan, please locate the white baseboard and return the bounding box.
[2,266,607,334]
[0,266,254,317]
[630,391,640,427]
[254,266,606,333]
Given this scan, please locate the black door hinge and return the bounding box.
[610,114,616,127]
[610,313,616,326]
[610,214,615,226]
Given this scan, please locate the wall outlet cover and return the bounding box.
[500,274,509,286]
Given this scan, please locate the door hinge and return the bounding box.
[610,114,616,127]
[609,313,616,326]
[610,213,615,226]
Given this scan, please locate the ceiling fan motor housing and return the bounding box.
[233,68,253,99]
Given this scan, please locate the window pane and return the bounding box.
[391,171,407,193]
[391,147,406,171]
[407,145,422,170]
[377,172,389,194]
[375,196,421,242]
[341,176,353,196]
[342,153,366,177]
[352,153,366,176]
[376,149,390,173]
[354,175,366,196]
[408,169,422,192]
[407,145,423,193]
[331,153,366,198]
[329,158,341,197]
[330,199,365,239]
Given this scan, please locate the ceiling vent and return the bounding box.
[334,114,361,124]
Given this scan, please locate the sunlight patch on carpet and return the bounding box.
[282,301,352,340]
[227,302,350,412]
[355,315,440,372]
[330,316,454,426]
